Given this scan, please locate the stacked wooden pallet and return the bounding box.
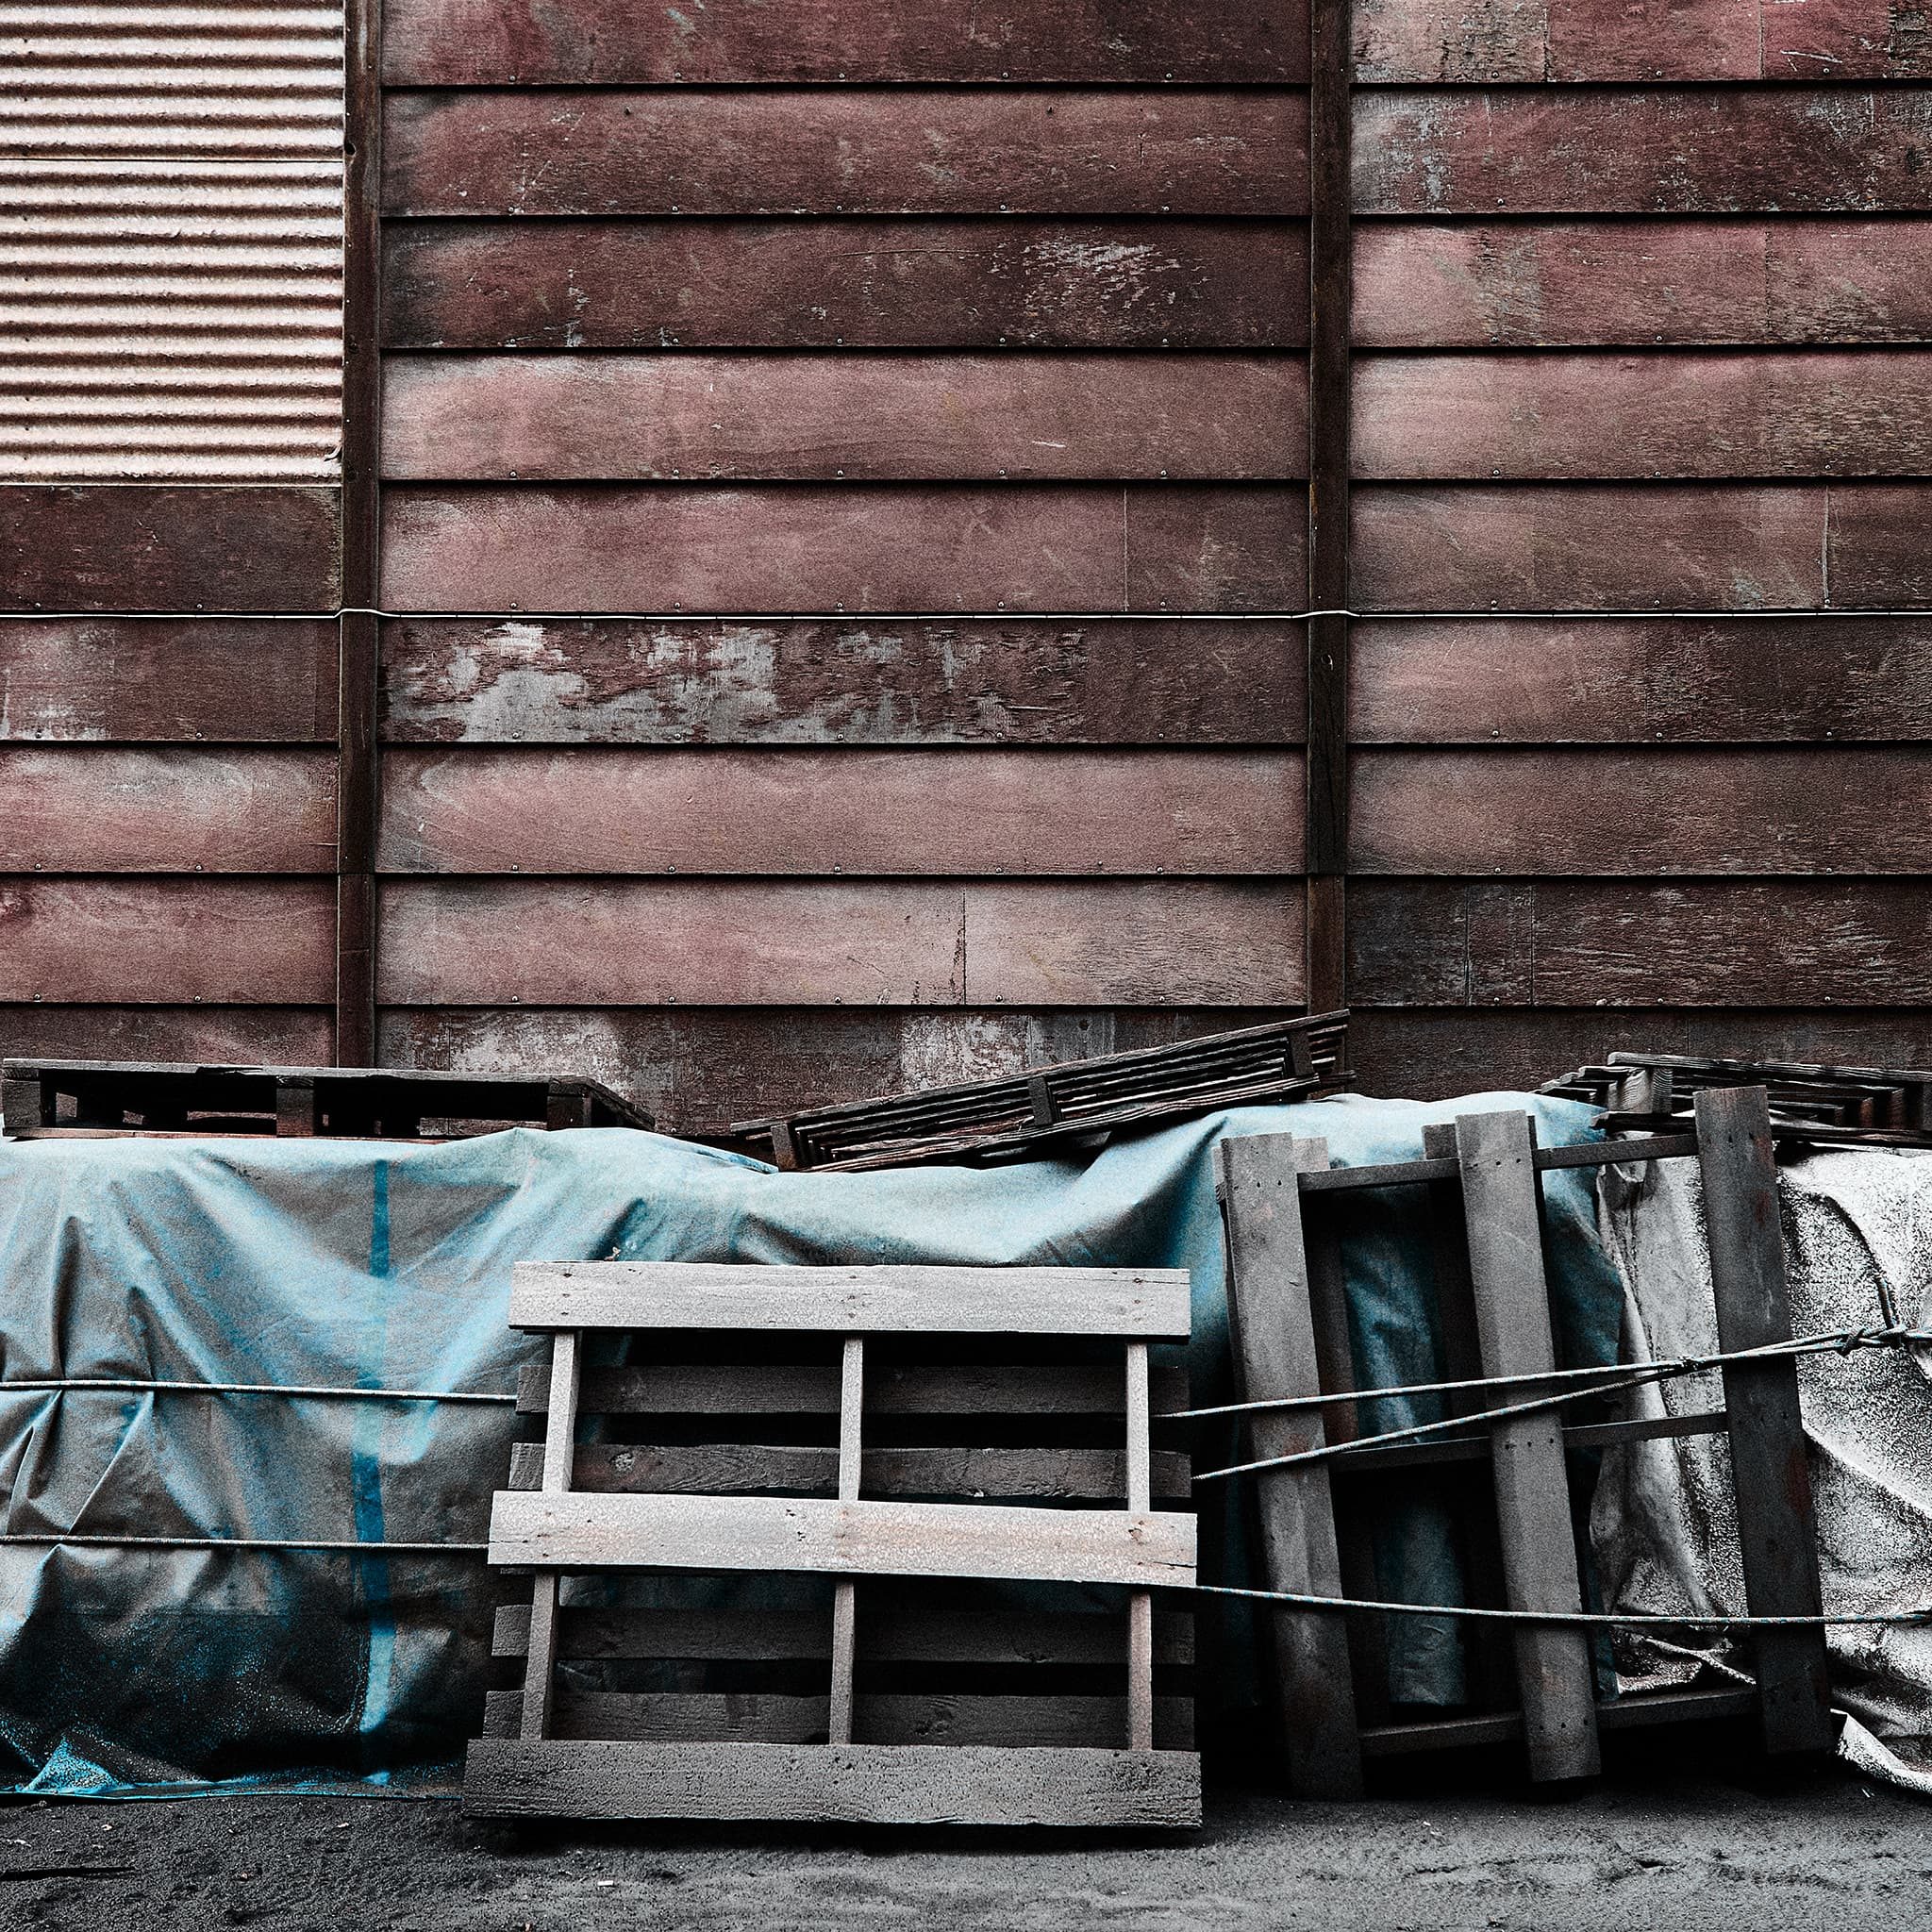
[1541,1050,1932,1146]
[466,1259,1202,1826]
[0,1058,651,1141]
[734,1012,1351,1172]
[1218,1087,1833,1796]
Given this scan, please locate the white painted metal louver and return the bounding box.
[0,3,345,482]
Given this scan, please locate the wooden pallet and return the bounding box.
[0,1058,652,1141]
[1541,1051,1932,1147]
[464,1259,1202,1825]
[1215,1087,1833,1797]
[732,1012,1351,1172]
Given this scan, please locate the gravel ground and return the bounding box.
[1,1762,1926,1932]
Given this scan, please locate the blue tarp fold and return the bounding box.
[0,1093,1613,1794]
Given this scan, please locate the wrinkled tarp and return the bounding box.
[0,1092,1614,1796]
[1592,1145,1932,1792]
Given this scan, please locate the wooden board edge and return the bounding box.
[461,1739,1203,1825]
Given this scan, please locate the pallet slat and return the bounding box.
[483,1689,1195,1751]
[463,1740,1203,1825]
[518,1360,1192,1417]
[507,1441,1194,1502]
[491,1603,1196,1665]
[1216,1131,1363,1797]
[508,1261,1191,1336]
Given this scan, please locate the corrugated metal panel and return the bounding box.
[0,4,343,482]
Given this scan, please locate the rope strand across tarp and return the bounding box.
[1186,1325,1932,1484]
[3,1325,1928,1619]
[0,1378,517,1403]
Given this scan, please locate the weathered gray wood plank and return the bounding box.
[1695,1084,1835,1757]
[509,1261,1191,1337]
[483,1689,1194,1751]
[1455,1109,1601,1784]
[489,1491,1195,1588]
[519,1329,580,1742]
[1216,1130,1363,1797]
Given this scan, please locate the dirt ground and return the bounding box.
[1,1761,1926,1932]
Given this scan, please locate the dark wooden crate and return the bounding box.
[1541,1051,1932,1147]
[1216,1091,1833,1797]
[0,1058,652,1141]
[733,1011,1352,1172]
[464,1260,1201,1825]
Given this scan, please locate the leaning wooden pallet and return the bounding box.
[733,1011,1351,1172]
[0,1058,652,1141]
[464,1259,1202,1825]
[1216,1086,1833,1798]
[1541,1051,1932,1146]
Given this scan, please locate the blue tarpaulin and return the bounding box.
[0,1093,1614,1796]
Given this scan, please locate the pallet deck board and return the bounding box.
[465,1257,1201,1826]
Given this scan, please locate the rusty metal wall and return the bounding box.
[0,2,345,482]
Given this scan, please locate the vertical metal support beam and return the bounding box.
[1215,1132,1364,1796]
[1695,1086,1835,1757]
[1305,0,1353,1012]
[336,0,382,1066]
[1455,1109,1601,1784]
[521,1329,581,1741]
[1124,1340,1156,1751]
[828,1336,864,1745]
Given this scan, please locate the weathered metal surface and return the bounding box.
[383,0,1303,84]
[1351,482,1932,609]
[378,616,1303,746]
[1352,0,1931,81]
[383,219,1307,352]
[0,617,337,740]
[379,483,1304,614]
[0,5,344,481]
[1349,617,1932,743]
[1355,349,1932,478]
[374,878,1306,1008]
[375,746,1300,875]
[381,353,1306,482]
[1350,747,1932,874]
[1355,89,1932,213]
[0,876,337,1003]
[381,90,1307,219]
[1355,220,1932,347]
[0,484,341,609]
[1348,879,1932,1007]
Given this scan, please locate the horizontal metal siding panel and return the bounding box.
[0,5,344,481]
